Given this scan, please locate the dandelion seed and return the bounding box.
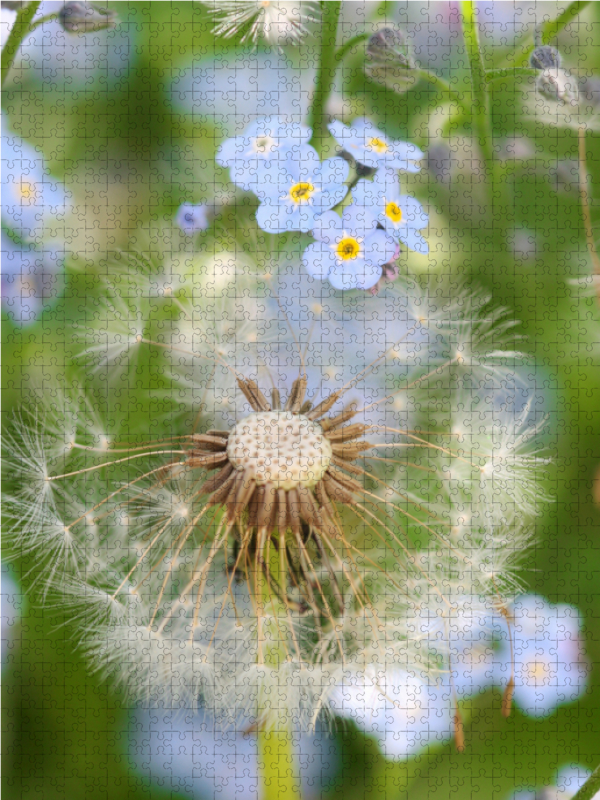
[204,0,319,47]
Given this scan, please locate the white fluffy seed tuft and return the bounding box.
[227,411,332,490]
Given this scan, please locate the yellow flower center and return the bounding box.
[336,237,361,261]
[385,201,402,223]
[18,180,40,205]
[367,137,388,153]
[289,181,315,204]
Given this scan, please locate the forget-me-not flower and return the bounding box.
[495,594,589,718]
[175,202,210,235]
[331,669,453,760]
[254,145,349,233]
[328,117,423,172]
[2,127,68,241]
[352,168,429,253]
[302,206,396,290]
[1,233,62,326]
[129,704,340,800]
[217,116,311,192]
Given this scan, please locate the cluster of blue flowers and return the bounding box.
[216,116,429,291]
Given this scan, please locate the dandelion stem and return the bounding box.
[461,1,494,185]
[460,1,511,249]
[308,1,342,155]
[1,0,41,88]
[571,764,600,800]
[256,532,301,800]
[577,124,600,305]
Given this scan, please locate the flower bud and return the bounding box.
[58,2,117,33]
[364,26,416,95]
[529,45,561,70]
[536,67,579,106]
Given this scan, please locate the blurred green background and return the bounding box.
[2,2,600,798]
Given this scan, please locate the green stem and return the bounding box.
[308,0,342,155]
[256,536,301,800]
[578,125,600,306]
[540,0,590,44]
[460,0,494,185]
[1,0,42,88]
[29,11,60,30]
[571,764,600,800]
[334,32,369,65]
[485,67,538,83]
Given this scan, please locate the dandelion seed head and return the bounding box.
[3,278,551,729]
[204,0,319,47]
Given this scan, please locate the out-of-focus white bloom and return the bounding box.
[170,51,314,134]
[129,705,339,799]
[495,595,589,718]
[423,597,496,699]
[508,764,599,800]
[330,669,452,759]
[204,0,319,47]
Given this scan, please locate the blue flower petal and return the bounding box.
[317,156,349,185]
[312,211,342,243]
[301,242,335,281]
[362,231,397,268]
[398,229,429,254]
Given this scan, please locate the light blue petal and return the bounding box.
[314,184,348,213]
[312,211,342,243]
[328,259,382,291]
[317,157,349,185]
[302,243,335,281]
[398,229,429,254]
[391,159,422,173]
[362,231,397,267]
[341,204,378,236]
[251,160,294,199]
[397,195,429,227]
[256,200,294,233]
[327,266,360,291]
[327,119,351,147]
[391,140,424,161]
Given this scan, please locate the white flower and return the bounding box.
[331,669,453,759]
[129,705,339,799]
[204,0,319,46]
[495,595,589,718]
